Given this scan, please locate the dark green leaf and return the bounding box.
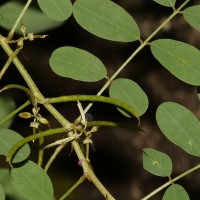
[37,0,72,21]
[0,95,16,128]
[0,1,63,34]
[0,183,5,200]
[153,0,176,7]
[183,5,200,32]
[73,0,140,42]
[49,46,107,82]
[156,102,200,156]
[143,148,172,177]
[10,161,53,200]
[0,129,30,163]
[151,39,200,86]
[0,168,27,200]
[109,78,148,117]
[162,184,190,200]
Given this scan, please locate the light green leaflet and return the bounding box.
[156,102,200,156]
[0,95,16,128]
[109,78,148,117]
[143,148,172,177]
[73,0,140,42]
[49,46,107,82]
[153,0,176,7]
[162,184,190,200]
[0,168,27,200]
[151,39,200,86]
[0,1,63,34]
[183,5,200,32]
[0,129,30,163]
[37,0,72,21]
[10,161,53,200]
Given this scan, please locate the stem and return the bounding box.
[0,47,22,80]
[0,34,72,127]
[48,95,139,121]
[44,143,66,172]
[142,163,200,200]
[87,120,140,130]
[7,127,67,164]
[0,84,36,103]
[0,36,116,199]
[83,0,190,114]
[38,134,44,167]
[58,174,86,200]
[0,100,31,126]
[7,0,32,40]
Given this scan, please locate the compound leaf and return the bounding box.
[0,95,16,128]
[37,0,72,21]
[143,148,172,177]
[153,0,176,7]
[0,129,30,163]
[73,0,140,42]
[162,184,190,200]
[151,39,200,86]
[10,161,53,200]
[156,102,200,156]
[183,5,200,32]
[49,46,107,82]
[0,1,63,34]
[109,78,148,117]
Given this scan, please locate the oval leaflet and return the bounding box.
[109,78,148,117]
[49,46,107,82]
[37,0,72,21]
[156,102,200,156]
[73,0,140,42]
[0,1,63,33]
[151,39,200,86]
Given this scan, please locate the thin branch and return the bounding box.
[142,163,200,200]
[7,0,32,40]
[58,174,86,200]
[0,100,31,126]
[0,47,22,80]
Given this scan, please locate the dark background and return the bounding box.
[1,0,200,199]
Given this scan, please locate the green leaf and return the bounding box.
[183,5,200,32]
[0,95,16,128]
[0,168,27,200]
[0,1,63,34]
[143,148,172,177]
[156,102,200,156]
[10,161,53,200]
[151,39,200,86]
[153,0,176,7]
[0,183,5,200]
[73,0,140,42]
[37,0,72,21]
[49,46,107,82]
[162,184,190,200]
[0,129,30,163]
[109,78,148,117]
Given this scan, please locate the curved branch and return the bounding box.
[48,95,140,122]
